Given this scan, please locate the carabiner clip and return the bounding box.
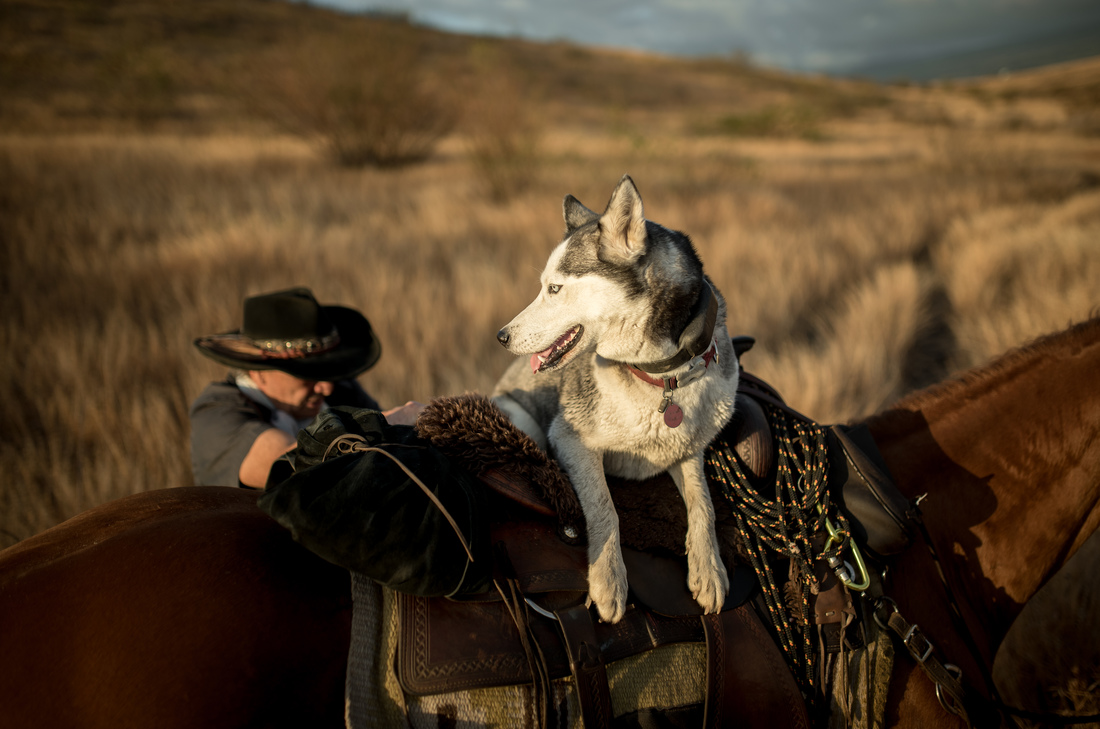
[818,505,871,591]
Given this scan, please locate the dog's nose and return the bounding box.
[496,329,510,347]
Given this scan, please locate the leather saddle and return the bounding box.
[397,375,810,727]
[397,337,911,728]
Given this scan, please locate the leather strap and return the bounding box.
[630,281,718,374]
[884,607,982,727]
[626,339,718,389]
[701,613,735,729]
[703,605,812,729]
[555,603,613,729]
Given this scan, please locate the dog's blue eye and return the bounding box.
[547,284,562,295]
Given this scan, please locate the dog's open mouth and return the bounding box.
[530,325,584,373]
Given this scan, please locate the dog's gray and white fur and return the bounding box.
[492,175,738,623]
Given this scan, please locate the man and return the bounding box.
[189,287,423,489]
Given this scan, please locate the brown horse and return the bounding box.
[863,316,1100,727]
[2,317,1098,729]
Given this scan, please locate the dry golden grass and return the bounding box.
[1,1,1099,557]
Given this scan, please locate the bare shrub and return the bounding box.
[243,21,457,168]
[711,103,825,140]
[462,43,542,202]
[94,45,185,126]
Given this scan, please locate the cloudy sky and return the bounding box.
[309,0,1100,79]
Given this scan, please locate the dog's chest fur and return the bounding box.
[548,337,740,480]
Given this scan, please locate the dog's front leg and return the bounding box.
[551,425,629,623]
[668,454,729,614]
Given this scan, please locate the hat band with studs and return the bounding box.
[256,330,341,360]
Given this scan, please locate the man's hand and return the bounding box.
[382,401,426,426]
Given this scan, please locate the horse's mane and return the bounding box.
[870,315,1100,420]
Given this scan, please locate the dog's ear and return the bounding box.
[598,174,647,264]
[563,195,599,233]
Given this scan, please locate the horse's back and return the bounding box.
[0,487,351,729]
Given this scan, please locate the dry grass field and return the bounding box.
[2,0,1099,554]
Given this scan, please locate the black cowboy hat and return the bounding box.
[193,287,381,381]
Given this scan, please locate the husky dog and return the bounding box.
[493,175,738,623]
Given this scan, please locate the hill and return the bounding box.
[847,18,1100,82]
[3,0,1100,139]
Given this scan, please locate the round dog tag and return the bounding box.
[663,402,683,428]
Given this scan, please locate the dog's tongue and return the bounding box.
[530,345,554,374]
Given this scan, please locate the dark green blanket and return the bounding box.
[258,407,491,598]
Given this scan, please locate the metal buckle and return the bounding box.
[676,353,709,387]
[903,624,935,662]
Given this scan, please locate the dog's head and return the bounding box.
[497,175,710,373]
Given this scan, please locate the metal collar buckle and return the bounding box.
[676,352,710,387]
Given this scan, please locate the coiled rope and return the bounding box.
[705,403,853,712]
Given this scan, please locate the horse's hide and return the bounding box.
[992,528,1100,717]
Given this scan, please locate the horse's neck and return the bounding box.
[866,318,1100,668]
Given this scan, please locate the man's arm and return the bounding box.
[238,428,297,489]
[190,380,275,488]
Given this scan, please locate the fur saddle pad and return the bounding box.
[413,383,911,570]
[412,390,772,564]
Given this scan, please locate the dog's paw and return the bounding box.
[588,552,629,623]
[688,552,729,614]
